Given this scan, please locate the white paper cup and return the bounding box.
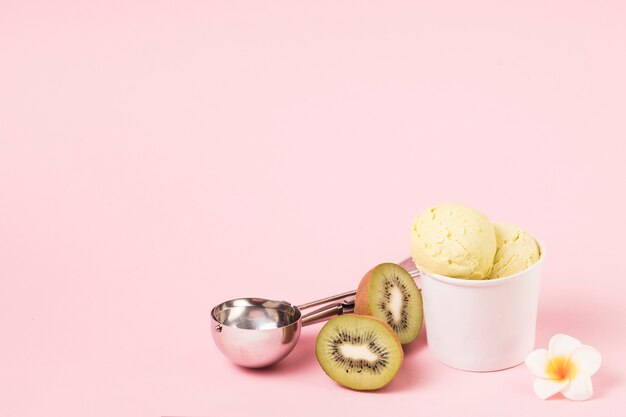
[420,243,544,372]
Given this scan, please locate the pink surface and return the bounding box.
[1,1,625,416]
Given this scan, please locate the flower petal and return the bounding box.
[533,378,569,399]
[570,345,602,375]
[525,349,551,378]
[549,334,581,358]
[561,371,593,401]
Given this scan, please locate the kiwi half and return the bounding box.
[355,263,423,345]
[315,315,403,391]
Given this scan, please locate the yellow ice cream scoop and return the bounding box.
[410,203,496,280]
[488,223,540,279]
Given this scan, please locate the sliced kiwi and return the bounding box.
[315,315,403,390]
[355,263,423,345]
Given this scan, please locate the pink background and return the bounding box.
[1,1,625,416]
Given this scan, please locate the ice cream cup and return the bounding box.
[419,242,544,372]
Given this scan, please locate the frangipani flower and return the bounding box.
[525,334,602,401]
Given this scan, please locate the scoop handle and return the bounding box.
[398,256,418,276]
[296,257,418,311]
[297,257,419,326]
[301,300,355,326]
[297,289,356,311]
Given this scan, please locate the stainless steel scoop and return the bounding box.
[210,257,418,368]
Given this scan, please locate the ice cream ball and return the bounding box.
[488,223,540,279]
[410,203,496,280]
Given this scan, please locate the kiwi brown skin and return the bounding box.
[355,263,423,345]
[354,265,377,316]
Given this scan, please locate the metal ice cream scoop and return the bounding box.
[210,257,418,368]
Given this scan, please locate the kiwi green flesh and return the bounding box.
[368,263,423,345]
[315,315,403,391]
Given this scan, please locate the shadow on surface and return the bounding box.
[366,325,430,394]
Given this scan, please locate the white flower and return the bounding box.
[525,334,602,401]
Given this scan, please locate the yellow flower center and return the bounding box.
[546,356,577,380]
